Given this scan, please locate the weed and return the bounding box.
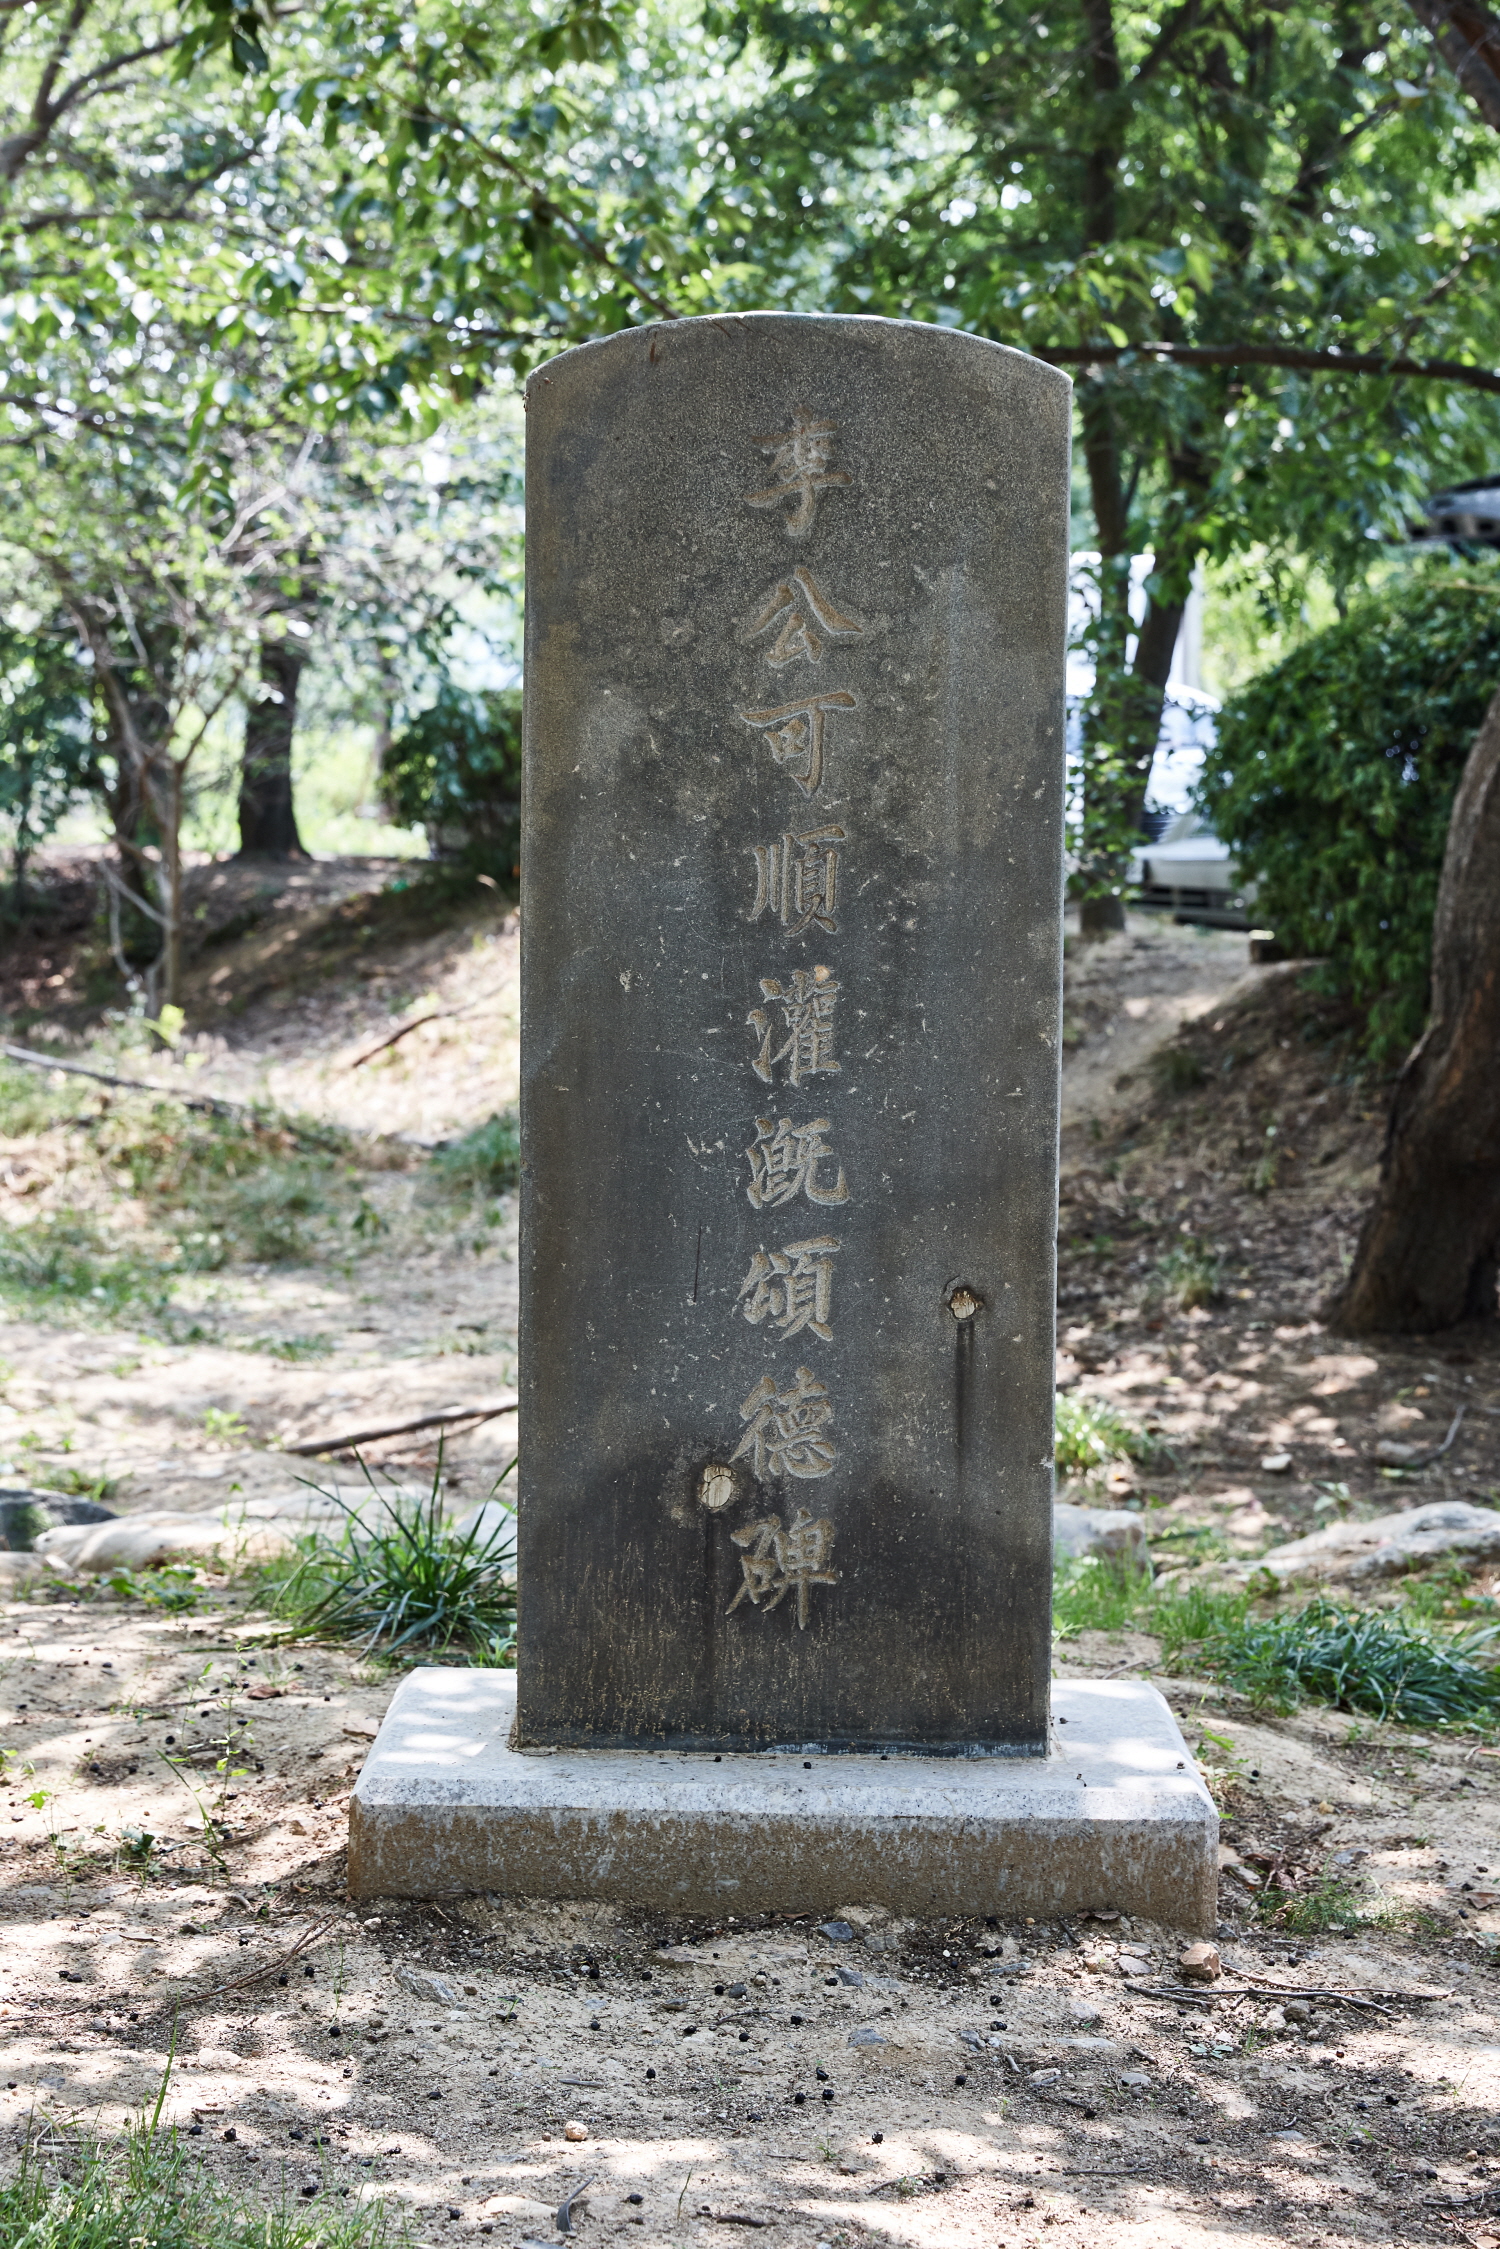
[1203,1597,1500,1726]
[1053,1554,1153,1638]
[247,1332,335,1362]
[1251,1126,1280,1194]
[0,1057,76,1136]
[33,1464,118,1502]
[1403,1560,1500,1625]
[1055,1393,1153,1475]
[97,1099,350,1267]
[264,1459,517,1658]
[105,1563,201,1614]
[1156,1236,1223,1310]
[0,2113,414,2249]
[429,1109,521,1197]
[1257,1872,1393,1937]
[0,1214,171,1320]
[1152,1047,1206,1095]
[203,1407,248,1445]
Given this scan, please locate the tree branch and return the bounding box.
[1029,337,1500,394]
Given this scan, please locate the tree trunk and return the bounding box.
[159,757,184,1012]
[1332,685,1500,1333]
[237,635,307,859]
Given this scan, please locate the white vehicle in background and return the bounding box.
[1068,554,1257,929]
[1127,809,1258,929]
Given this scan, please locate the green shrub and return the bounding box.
[381,682,521,877]
[429,1110,521,1197]
[1199,564,1500,1058]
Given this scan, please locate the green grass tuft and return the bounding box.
[1155,1236,1223,1310]
[1151,1046,1206,1095]
[0,1213,170,1319]
[263,1463,517,1660]
[0,2113,415,2249]
[428,1109,521,1197]
[1054,1393,1155,1475]
[1202,1596,1500,1726]
[1256,1872,1399,1937]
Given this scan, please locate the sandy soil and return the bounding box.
[2,875,1500,2249]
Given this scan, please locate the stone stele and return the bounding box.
[521,310,1068,1755]
[348,313,1217,1924]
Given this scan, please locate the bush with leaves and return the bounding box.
[0,618,96,902]
[1198,564,1500,1058]
[381,683,522,877]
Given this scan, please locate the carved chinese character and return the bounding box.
[748,825,845,937]
[745,411,851,536]
[726,1507,840,1629]
[743,567,864,668]
[737,1234,840,1341]
[731,1364,838,1481]
[748,966,840,1087]
[745,1115,849,1211]
[739,690,856,800]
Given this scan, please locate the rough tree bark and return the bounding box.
[237,633,307,859]
[1333,686,1500,1332]
[1327,0,1500,1329]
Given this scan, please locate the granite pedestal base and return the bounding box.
[348,1672,1217,1931]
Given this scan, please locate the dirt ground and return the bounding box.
[2,865,1499,2249]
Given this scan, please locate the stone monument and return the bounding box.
[348,315,1218,1928]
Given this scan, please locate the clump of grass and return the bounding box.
[0,1057,79,1135]
[1257,1872,1399,1937]
[1203,1596,1500,1725]
[0,2112,414,2249]
[429,1109,520,1197]
[1151,1046,1206,1095]
[0,1214,170,1319]
[1155,1235,1223,1310]
[247,1331,335,1362]
[266,1463,517,1659]
[99,1100,354,1267]
[1055,1392,1154,1475]
[1053,1553,1153,1637]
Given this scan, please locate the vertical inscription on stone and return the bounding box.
[520,315,1070,1753]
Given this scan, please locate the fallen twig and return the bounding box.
[1236,1971,1451,2006]
[195,1915,340,2001]
[1153,1977,1446,2017]
[2,1041,239,1118]
[50,1915,339,2014]
[346,1009,468,1069]
[283,1401,518,1455]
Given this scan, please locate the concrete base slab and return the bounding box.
[347,1672,1218,1931]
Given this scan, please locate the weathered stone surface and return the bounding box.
[1053,1501,1151,1570]
[520,312,1070,1754]
[347,1668,1219,1930]
[1254,1498,1500,1583]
